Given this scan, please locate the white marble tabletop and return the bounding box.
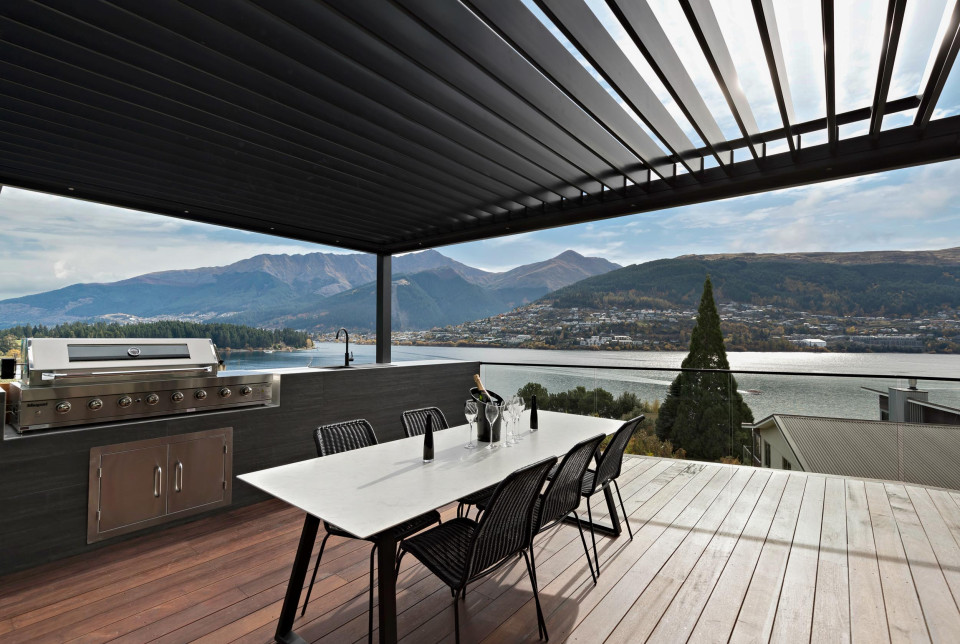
[238,410,623,539]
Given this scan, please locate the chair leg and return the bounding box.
[529,537,539,589]
[301,531,331,617]
[571,512,597,585]
[395,549,406,576]
[586,497,600,575]
[521,549,548,641]
[368,544,377,644]
[613,479,633,540]
[453,590,461,644]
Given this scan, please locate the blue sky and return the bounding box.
[2,0,960,299]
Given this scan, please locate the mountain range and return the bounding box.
[546,248,960,317]
[0,249,620,331]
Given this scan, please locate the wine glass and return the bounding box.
[502,399,514,447]
[507,397,519,445]
[464,400,478,449]
[484,401,500,450]
[513,395,525,441]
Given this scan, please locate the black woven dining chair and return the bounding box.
[401,405,496,519]
[301,419,441,644]
[576,415,644,575]
[397,456,558,643]
[531,433,606,586]
[401,406,448,437]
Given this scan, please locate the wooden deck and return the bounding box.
[4,455,960,643]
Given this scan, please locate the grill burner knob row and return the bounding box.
[240,386,253,396]
[56,401,71,414]
[145,393,160,406]
[171,391,184,403]
[88,399,103,411]
[118,396,133,408]
[219,387,231,398]
[195,390,207,400]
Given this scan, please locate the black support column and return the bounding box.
[376,253,392,364]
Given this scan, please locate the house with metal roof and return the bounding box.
[753,413,960,490]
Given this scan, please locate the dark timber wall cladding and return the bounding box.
[0,361,478,575]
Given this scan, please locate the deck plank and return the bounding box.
[1,457,959,644]
[727,473,808,644]
[604,468,768,643]
[654,470,785,643]
[811,477,851,643]
[864,481,930,643]
[845,479,888,644]
[885,484,960,643]
[561,464,732,643]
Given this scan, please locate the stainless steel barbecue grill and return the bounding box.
[7,338,277,433]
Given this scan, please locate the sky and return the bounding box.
[2,0,960,300]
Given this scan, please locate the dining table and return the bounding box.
[238,409,625,644]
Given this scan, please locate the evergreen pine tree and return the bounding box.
[655,276,754,460]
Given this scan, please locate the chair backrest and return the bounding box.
[314,419,378,457]
[466,456,557,582]
[594,416,644,488]
[401,407,449,438]
[537,434,606,531]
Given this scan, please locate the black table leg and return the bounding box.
[275,514,320,644]
[563,484,623,537]
[375,529,399,644]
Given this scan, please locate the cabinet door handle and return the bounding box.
[154,465,162,498]
[175,461,184,492]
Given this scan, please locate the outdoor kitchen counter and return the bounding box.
[0,359,478,574]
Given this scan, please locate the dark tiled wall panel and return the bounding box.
[0,361,478,574]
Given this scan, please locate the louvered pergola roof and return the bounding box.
[1,0,959,254]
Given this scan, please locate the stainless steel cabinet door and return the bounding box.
[98,444,167,533]
[167,435,225,515]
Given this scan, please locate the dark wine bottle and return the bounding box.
[530,394,539,430]
[423,413,435,462]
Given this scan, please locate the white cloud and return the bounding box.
[0,188,335,300]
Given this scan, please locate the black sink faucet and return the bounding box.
[335,328,354,367]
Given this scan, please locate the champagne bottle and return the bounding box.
[530,394,539,430]
[473,374,487,402]
[423,413,435,463]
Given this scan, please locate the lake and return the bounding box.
[222,344,960,421]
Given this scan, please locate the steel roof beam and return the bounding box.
[916,0,960,128]
[606,0,732,168]
[145,0,561,206]
[535,0,702,175]
[2,5,517,215]
[0,73,481,225]
[870,0,908,137]
[465,0,673,181]
[392,0,650,187]
[254,0,594,199]
[752,0,798,154]
[0,136,432,241]
[324,0,620,194]
[680,0,762,160]
[822,0,837,153]
[399,115,960,253]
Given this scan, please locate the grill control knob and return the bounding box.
[87,399,103,411]
[239,386,253,397]
[118,396,133,408]
[56,401,72,414]
[219,387,232,398]
[145,393,160,406]
[171,391,185,403]
[195,390,208,400]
